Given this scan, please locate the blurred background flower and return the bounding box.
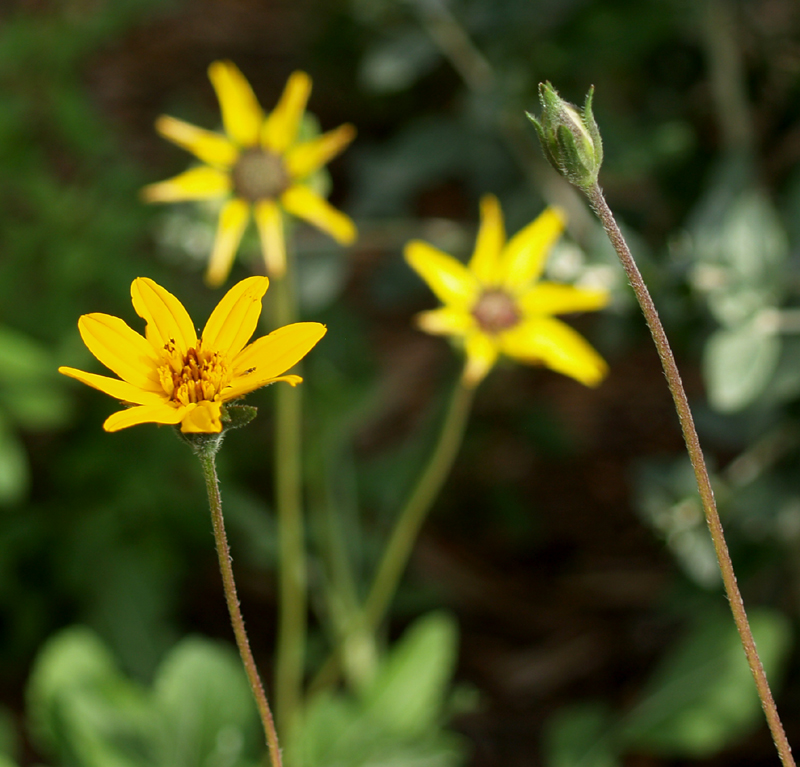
[1,0,800,765]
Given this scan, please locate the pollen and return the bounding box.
[158,341,230,406]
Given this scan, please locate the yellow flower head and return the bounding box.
[143,61,357,284]
[404,195,609,387]
[59,276,326,433]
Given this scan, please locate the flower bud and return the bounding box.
[526,82,603,191]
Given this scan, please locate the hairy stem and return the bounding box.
[586,183,794,767]
[197,447,283,767]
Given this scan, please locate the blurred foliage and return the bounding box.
[1,0,800,765]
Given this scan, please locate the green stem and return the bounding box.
[271,270,306,738]
[585,183,795,767]
[308,375,475,695]
[364,377,475,627]
[197,446,283,767]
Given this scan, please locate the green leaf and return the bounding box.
[703,319,781,412]
[619,607,792,757]
[359,27,440,93]
[542,702,620,767]
[25,627,155,767]
[363,611,459,736]
[0,415,29,505]
[152,637,260,767]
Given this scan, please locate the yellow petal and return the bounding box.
[227,322,326,398]
[77,314,161,392]
[180,401,223,433]
[518,283,610,316]
[281,185,356,244]
[404,240,480,310]
[202,276,270,357]
[499,316,608,387]
[103,403,187,432]
[500,207,566,291]
[261,71,312,153]
[467,194,505,285]
[208,60,264,147]
[462,331,499,387]
[206,198,251,287]
[58,366,165,406]
[254,199,286,276]
[131,278,197,355]
[141,166,232,203]
[285,124,356,179]
[415,307,475,336]
[154,115,238,167]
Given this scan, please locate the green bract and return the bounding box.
[527,82,603,190]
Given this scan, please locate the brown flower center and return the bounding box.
[158,341,230,406]
[231,148,289,202]
[472,289,520,334]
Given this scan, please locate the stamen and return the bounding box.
[232,148,290,202]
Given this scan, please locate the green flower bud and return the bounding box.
[526,82,603,191]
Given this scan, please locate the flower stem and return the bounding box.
[363,377,475,628]
[196,447,283,767]
[585,183,795,767]
[271,270,306,738]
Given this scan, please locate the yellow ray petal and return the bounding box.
[462,331,499,387]
[281,184,356,245]
[141,166,232,203]
[58,366,165,406]
[404,240,480,310]
[180,401,223,433]
[202,276,270,357]
[228,322,326,397]
[500,207,566,291]
[285,123,356,179]
[154,115,238,167]
[131,278,197,355]
[261,71,312,153]
[518,283,610,316]
[206,198,251,287]
[77,314,161,392]
[254,199,286,276]
[103,402,187,432]
[208,60,264,147]
[499,316,607,387]
[415,307,474,336]
[468,194,506,285]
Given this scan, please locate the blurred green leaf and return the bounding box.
[359,26,440,92]
[26,626,155,767]
[542,702,620,767]
[152,637,260,767]
[618,607,792,757]
[363,611,459,735]
[703,318,782,412]
[0,415,29,505]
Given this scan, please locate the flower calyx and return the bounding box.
[527,82,603,191]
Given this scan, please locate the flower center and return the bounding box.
[472,289,520,334]
[158,341,231,407]
[231,148,290,202]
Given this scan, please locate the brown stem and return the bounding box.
[586,183,794,767]
[198,448,283,767]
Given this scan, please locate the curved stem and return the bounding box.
[363,378,475,627]
[586,183,795,767]
[197,447,283,767]
[271,270,306,738]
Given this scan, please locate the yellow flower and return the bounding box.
[58,276,326,433]
[404,195,609,387]
[143,61,357,284]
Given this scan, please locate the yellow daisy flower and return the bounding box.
[143,61,357,284]
[58,276,326,433]
[404,195,609,387]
